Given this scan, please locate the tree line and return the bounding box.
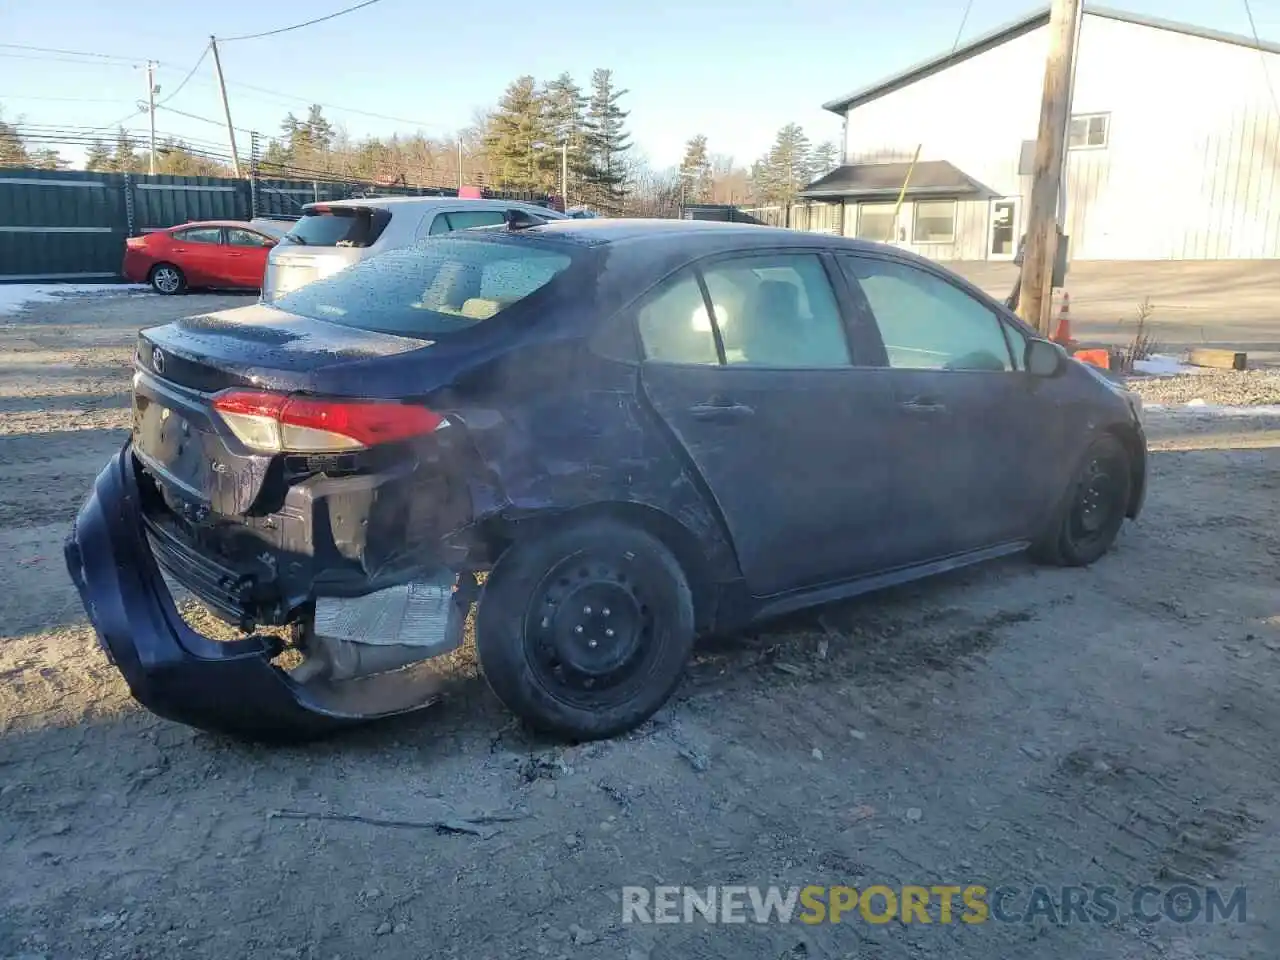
[2,71,843,213]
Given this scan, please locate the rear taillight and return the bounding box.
[212,389,445,453]
[126,237,145,248]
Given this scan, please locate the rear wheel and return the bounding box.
[475,519,695,741]
[149,263,186,295]
[1032,435,1132,566]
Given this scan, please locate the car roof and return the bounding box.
[310,196,552,212]
[168,219,270,231]
[520,217,903,256]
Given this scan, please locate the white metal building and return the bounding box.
[801,4,1280,261]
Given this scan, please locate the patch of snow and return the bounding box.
[1186,398,1208,407]
[0,283,150,317]
[1132,354,1203,377]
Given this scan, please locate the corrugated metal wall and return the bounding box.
[837,11,1280,261]
[0,170,127,280]
[0,169,550,281]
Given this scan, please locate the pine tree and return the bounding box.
[84,139,113,172]
[27,148,67,170]
[755,124,812,204]
[111,127,142,173]
[581,69,631,209]
[541,72,589,200]
[0,115,29,168]
[810,140,840,178]
[678,134,712,205]
[483,76,555,191]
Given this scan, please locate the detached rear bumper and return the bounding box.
[64,444,454,740]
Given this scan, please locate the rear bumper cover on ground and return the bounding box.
[63,444,455,740]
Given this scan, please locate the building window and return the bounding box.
[912,200,956,243]
[1069,113,1109,149]
[856,202,898,242]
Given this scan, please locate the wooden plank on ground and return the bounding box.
[1186,347,1247,371]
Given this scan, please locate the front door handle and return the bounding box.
[688,400,754,422]
[901,396,947,413]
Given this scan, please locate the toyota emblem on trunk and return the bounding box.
[152,348,165,375]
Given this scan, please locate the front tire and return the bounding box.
[475,519,695,741]
[1033,434,1132,566]
[149,263,186,295]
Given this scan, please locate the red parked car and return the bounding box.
[123,220,288,295]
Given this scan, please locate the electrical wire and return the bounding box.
[157,43,211,107]
[0,42,146,63]
[0,51,143,68]
[217,0,388,42]
[0,95,135,103]
[1242,0,1280,118]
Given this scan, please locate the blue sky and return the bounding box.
[3,0,1279,171]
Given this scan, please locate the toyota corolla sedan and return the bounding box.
[66,218,1146,743]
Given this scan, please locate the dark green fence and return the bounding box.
[0,168,549,281]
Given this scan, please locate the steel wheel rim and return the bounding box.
[154,268,179,293]
[1068,456,1123,546]
[523,552,658,710]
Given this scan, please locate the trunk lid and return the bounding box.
[132,305,433,517]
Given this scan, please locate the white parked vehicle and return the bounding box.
[261,196,566,301]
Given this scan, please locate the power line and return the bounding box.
[0,41,145,63]
[217,0,389,42]
[0,94,135,103]
[0,51,144,68]
[222,77,448,129]
[157,43,211,107]
[1242,0,1280,118]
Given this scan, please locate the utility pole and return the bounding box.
[208,36,242,178]
[1017,0,1082,334]
[457,139,463,190]
[146,60,157,175]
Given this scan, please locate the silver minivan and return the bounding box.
[261,196,567,302]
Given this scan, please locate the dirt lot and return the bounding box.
[2,289,1279,960]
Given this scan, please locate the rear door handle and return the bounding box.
[688,401,754,422]
[901,396,947,413]
[228,252,244,258]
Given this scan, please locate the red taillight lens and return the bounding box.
[212,389,444,453]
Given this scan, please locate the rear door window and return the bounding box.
[273,235,577,337]
[226,228,273,247]
[284,207,391,248]
[173,226,222,244]
[427,210,510,236]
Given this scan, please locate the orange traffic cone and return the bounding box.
[1051,291,1073,346]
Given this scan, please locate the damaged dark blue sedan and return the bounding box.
[65,218,1146,742]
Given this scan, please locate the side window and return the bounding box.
[839,256,1014,372]
[636,270,720,365]
[173,227,222,244]
[227,228,271,248]
[700,254,850,368]
[429,210,508,236]
[1002,319,1028,371]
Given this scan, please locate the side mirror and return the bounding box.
[1025,337,1066,377]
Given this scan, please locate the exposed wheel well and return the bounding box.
[1106,423,1145,518]
[479,502,719,632]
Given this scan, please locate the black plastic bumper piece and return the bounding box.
[63,444,450,741]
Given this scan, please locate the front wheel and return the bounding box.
[149,263,186,295]
[1032,435,1132,566]
[475,519,695,741]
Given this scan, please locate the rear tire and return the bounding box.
[1032,435,1132,566]
[475,519,695,741]
[149,263,186,295]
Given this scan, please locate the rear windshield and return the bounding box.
[283,207,390,248]
[273,235,577,338]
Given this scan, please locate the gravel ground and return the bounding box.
[1125,369,1280,408]
[2,288,1280,960]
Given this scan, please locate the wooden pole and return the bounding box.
[1017,0,1081,334]
[209,37,242,178]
